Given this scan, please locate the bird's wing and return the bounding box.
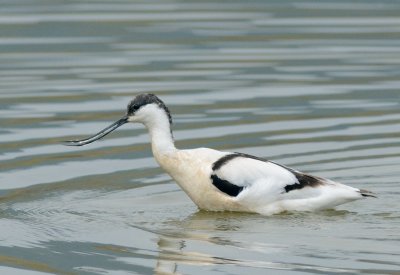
[210,153,326,199]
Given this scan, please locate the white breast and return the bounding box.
[153,148,249,212]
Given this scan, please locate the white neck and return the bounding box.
[139,105,176,157]
[148,121,176,156]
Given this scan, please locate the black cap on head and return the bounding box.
[127,93,172,124]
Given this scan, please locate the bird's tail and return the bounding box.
[359,189,377,198]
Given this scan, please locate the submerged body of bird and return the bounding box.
[64,93,375,215]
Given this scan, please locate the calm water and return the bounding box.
[1,0,400,274]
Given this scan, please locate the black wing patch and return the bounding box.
[284,172,325,193]
[212,154,242,171]
[212,152,269,171]
[210,152,272,197]
[211,153,248,197]
[211,174,244,197]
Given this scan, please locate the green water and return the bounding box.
[0,0,399,274]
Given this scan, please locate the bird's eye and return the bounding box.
[127,104,139,114]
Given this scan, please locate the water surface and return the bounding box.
[0,0,399,274]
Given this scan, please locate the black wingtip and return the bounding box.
[359,189,377,198]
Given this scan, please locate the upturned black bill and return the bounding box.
[63,116,128,146]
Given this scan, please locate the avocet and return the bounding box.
[64,93,375,215]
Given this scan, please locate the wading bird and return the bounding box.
[64,93,375,215]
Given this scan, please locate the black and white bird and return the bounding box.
[64,93,375,215]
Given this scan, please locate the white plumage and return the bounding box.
[65,93,375,215]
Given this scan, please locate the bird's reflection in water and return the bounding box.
[155,236,238,275]
[154,211,259,274]
[153,209,355,274]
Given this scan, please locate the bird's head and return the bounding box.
[64,93,172,146]
[126,93,172,125]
